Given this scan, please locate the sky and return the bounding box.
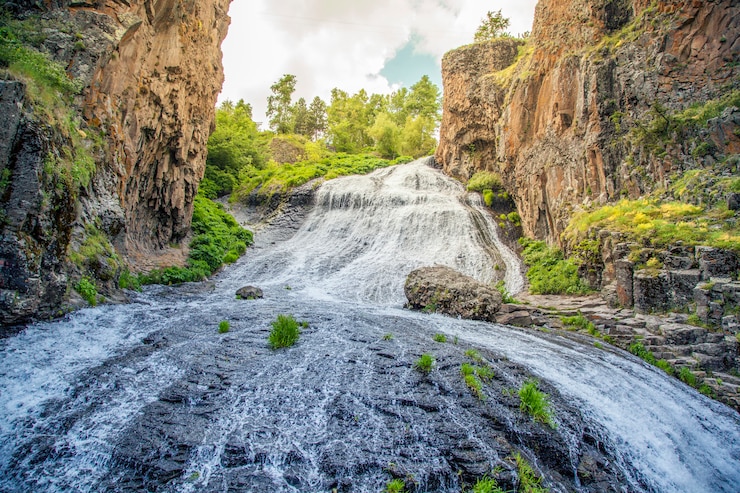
[220,0,538,126]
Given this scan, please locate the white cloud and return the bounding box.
[219,0,537,126]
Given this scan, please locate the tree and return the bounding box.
[474,10,510,42]
[327,88,374,153]
[406,75,441,122]
[267,74,297,134]
[368,112,400,159]
[308,96,328,140]
[292,97,311,137]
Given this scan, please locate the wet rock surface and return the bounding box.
[405,266,502,321]
[236,286,263,299]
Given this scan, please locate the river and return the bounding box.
[1,159,738,492]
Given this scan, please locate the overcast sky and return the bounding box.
[220,0,538,126]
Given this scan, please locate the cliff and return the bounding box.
[0,0,231,325]
[436,0,739,243]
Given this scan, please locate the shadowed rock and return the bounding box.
[236,286,263,300]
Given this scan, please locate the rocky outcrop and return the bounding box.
[404,266,502,321]
[0,0,232,324]
[436,0,740,244]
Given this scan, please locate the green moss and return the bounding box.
[218,320,230,333]
[519,238,591,295]
[467,171,502,192]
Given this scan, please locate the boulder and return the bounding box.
[696,247,738,280]
[404,266,502,322]
[236,286,263,300]
[633,270,669,313]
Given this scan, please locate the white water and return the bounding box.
[1,159,739,492]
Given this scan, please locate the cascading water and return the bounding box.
[0,159,738,492]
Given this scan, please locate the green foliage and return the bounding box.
[471,475,505,493]
[75,277,98,306]
[465,349,483,363]
[385,478,406,493]
[628,341,657,365]
[460,363,475,376]
[414,353,435,373]
[679,366,697,387]
[698,383,714,397]
[518,379,556,428]
[474,10,511,42]
[269,314,301,349]
[267,74,297,134]
[140,194,252,285]
[495,280,517,304]
[519,238,591,295]
[383,333,394,341]
[118,269,142,291]
[482,189,494,207]
[655,359,674,376]
[464,373,485,400]
[218,320,230,333]
[433,333,447,343]
[467,171,503,192]
[515,453,549,493]
[565,198,740,251]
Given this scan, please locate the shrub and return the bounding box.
[518,379,556,428]
[467,171,502,192]
[414,354,435,373]
[433,333,447,343]
[74,277,98,306]
[218,320,230,333]
[269,314,300,349]
[655,359,674,376]
[495,280,517,303]
[628,341,657,365]
[118,269,142,291]
[519,238,591,295]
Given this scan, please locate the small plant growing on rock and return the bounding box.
[218,320,230,333]
[383,333,394,341]
[385,478,405,493]
[414,354,435,373]
[269,314,300,349]
[433,333,447,343]
[514,453,548,493]
[679,366,697,387]
[465,349,484,363]
[518,379,556,428]
[496,280,517,304]
[465,374,485,401]
[471,475,505,493]
[75,277,98,306]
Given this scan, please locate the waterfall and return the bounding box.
[1,160,738,492]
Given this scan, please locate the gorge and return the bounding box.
[1,0,740,491]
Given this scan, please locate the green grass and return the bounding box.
[679,366,697,387]
[471,475,505,493]
[385,478,405,493]
[218,320,230,333]
[519,238,591,295]
[433,333,447,343]
[464,374,485,400]
[496,280,517,303]
[74,277,98,306]
[467,171,502,192]
[515,453,549,493]
[465,349,484,363]
[564,198,740,251]
[383,333,394,341]
[518,379,556,428]
[268,314,301,349]
[139,194,253,285]
[414,354,435,373]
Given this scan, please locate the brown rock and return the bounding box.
[404,266,502,322]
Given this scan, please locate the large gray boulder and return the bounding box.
[404,266,502,322]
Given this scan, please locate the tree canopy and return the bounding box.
[474,10,511,42]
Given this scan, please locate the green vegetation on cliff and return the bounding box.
[519,238,591,295]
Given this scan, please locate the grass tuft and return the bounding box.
[518,379,556,428]
[414,354,435,373]
[218,320,230,333]
[433,333,447,343]
[268,314,300,349]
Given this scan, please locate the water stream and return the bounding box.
[1,160,738,492]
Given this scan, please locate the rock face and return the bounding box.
[0,0,232,324]
[436,0,740,244]
[405,266,502,321]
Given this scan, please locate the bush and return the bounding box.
[679,366,697,387]
[467,171,502,192]
[118,269,142,291]
[75,277,98,306]
[495,280,517,303]
[269,314,301,349]
[414,354,435,373]
[518,379,556,428]
[218,320,230,333]
[519,238,591,295]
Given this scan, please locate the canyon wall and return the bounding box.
[0,0,231,324]
[436,0,740,244]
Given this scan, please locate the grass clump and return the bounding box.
[465,349,484,363]
[467,171,502,192]
[496,280,517,303]
[518,379,556,428]
[385,478,406,493]
[628,341,657,365]
[471,475,505,493]
[118,269,142,291]
[519,238,591,295]
[268,314,300,349]
[218,320,230,333]
[679,366,697,387]
[464,374,486,401]
[74,277,98,306]
[433,333,447,343]
[382,333,394,341]
[515,453,549,493]
[414,354,435,373]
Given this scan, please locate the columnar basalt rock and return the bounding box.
[0,0,232,324]
[436,0,740,244]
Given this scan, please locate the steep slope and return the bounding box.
[0,0,231,324]
[436,0,739,243]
